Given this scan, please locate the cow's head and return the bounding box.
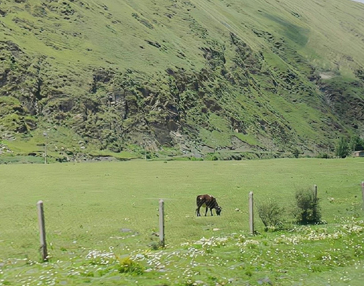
[216,206,222,216]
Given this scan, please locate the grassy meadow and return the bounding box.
[0,158,364,285]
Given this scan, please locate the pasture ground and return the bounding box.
[0,158,364,285]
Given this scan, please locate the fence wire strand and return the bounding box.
[0,195,253,262]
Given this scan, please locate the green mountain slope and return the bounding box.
[1,0,364,160]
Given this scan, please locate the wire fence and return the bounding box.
[1,206,38,262]
[0,195,255,263]
[1,182,363,263]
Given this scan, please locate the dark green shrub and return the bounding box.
[316,153,331,159]
[293,188,321,224]
[292,148,300,158]
[257,199,285,231]
[335,137,350,158]
[350,136,364,151]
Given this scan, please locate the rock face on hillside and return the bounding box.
[0,0,363,159]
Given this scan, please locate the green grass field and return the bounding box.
[1,158,364,285]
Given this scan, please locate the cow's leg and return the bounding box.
[196,206,201,216]
[210,208,214,216]
[205,207,208,216]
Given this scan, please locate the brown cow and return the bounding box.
[196,194,222,216]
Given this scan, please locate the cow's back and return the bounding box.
[196,194,214,206]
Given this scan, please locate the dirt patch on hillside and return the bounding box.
[319,72,336,79]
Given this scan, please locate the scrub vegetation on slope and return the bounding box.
[0,0,364,160]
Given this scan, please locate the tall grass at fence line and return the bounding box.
[1,158,363,262]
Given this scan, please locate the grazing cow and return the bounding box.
[196,194,222,216]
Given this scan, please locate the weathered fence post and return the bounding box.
[159,199,165,247]
[249,192,254,235]
[361,182,364,211]
[37,200,48,261]
[313,184,318,201]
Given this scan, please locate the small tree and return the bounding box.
[257,199,285,231]
[350,136,364,151]
[293,188,321,224]
[335,137,350,158]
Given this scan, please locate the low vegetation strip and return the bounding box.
[1,219,363,285]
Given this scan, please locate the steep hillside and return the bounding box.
[1,0,364,161]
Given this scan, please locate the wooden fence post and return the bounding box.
[361,182,364,211]
[313,184,318,201]
[159,199,165,247]
[37,200,48,261]
[249,192,254,235]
